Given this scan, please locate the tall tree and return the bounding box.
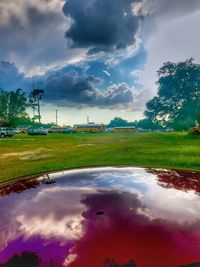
[29,89,44,124]
[145,58,200,130]
[0,88,29,127]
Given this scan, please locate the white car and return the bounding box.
[13,128,22,134]
[0,128,15,138]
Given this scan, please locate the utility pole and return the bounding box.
[56,110,58,126]
[87,116,89,124]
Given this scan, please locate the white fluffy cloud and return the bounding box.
[135,10,200,103]
[0,0,89,75]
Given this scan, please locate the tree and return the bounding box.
[136,118,162,131]
[145,58,200,130]
[0,88,30,127]
[29,89,44,124]
[107,117,135,128]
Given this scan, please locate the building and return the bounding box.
[113,126,136,132]
[74,123,105,132]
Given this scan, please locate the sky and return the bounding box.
[0,0,200,125]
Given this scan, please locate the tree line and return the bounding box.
[0,88,46,127]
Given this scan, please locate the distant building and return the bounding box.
[113,126,136,132]
[74,123,105,132]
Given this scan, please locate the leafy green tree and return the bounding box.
[136,118,162,131]
[145,58,200,130]
[107,117,135,128]
[14,114,33,126]
[0,88,30,127]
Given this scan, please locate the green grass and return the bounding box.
[0,132,200,183]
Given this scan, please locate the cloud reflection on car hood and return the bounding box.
[0,167,200,267]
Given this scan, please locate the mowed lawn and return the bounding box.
[0,132,200,183]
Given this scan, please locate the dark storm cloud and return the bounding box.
[63,0,141,53]
[0,0,68,72]
[44,71,133,108]
[63,0,200,55]
[1,0,200,76]
[0,61,31,89]
[0,61,133,108]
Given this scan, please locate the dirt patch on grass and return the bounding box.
[76,144,96,147]
[0,148,52,161]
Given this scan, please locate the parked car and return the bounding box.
[27,128,48,135]
[17,125,32,133]
[13,128,22,134]
[0,128,15,138]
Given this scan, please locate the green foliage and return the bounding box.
[14,114,33,126]
[107,117,135,127]
[0,88,30,127]
[136,118,162,130]
[145,58,200,130]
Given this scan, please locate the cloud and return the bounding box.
[0,61,136,110]
[134,10,200,101]
[102,70,111,77]
[44,70,133,108]
[63,0,141,54]
[130,1,200,107]
[63,0,200,55]
[0,0,86,75]
[1,0,200,119]
[0,61,31,89]
[139,0,200,20]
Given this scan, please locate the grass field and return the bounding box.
[0,132,200,183]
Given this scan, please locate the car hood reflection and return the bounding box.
[0,167,200,267]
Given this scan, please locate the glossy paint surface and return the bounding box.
[0,167,200,267]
